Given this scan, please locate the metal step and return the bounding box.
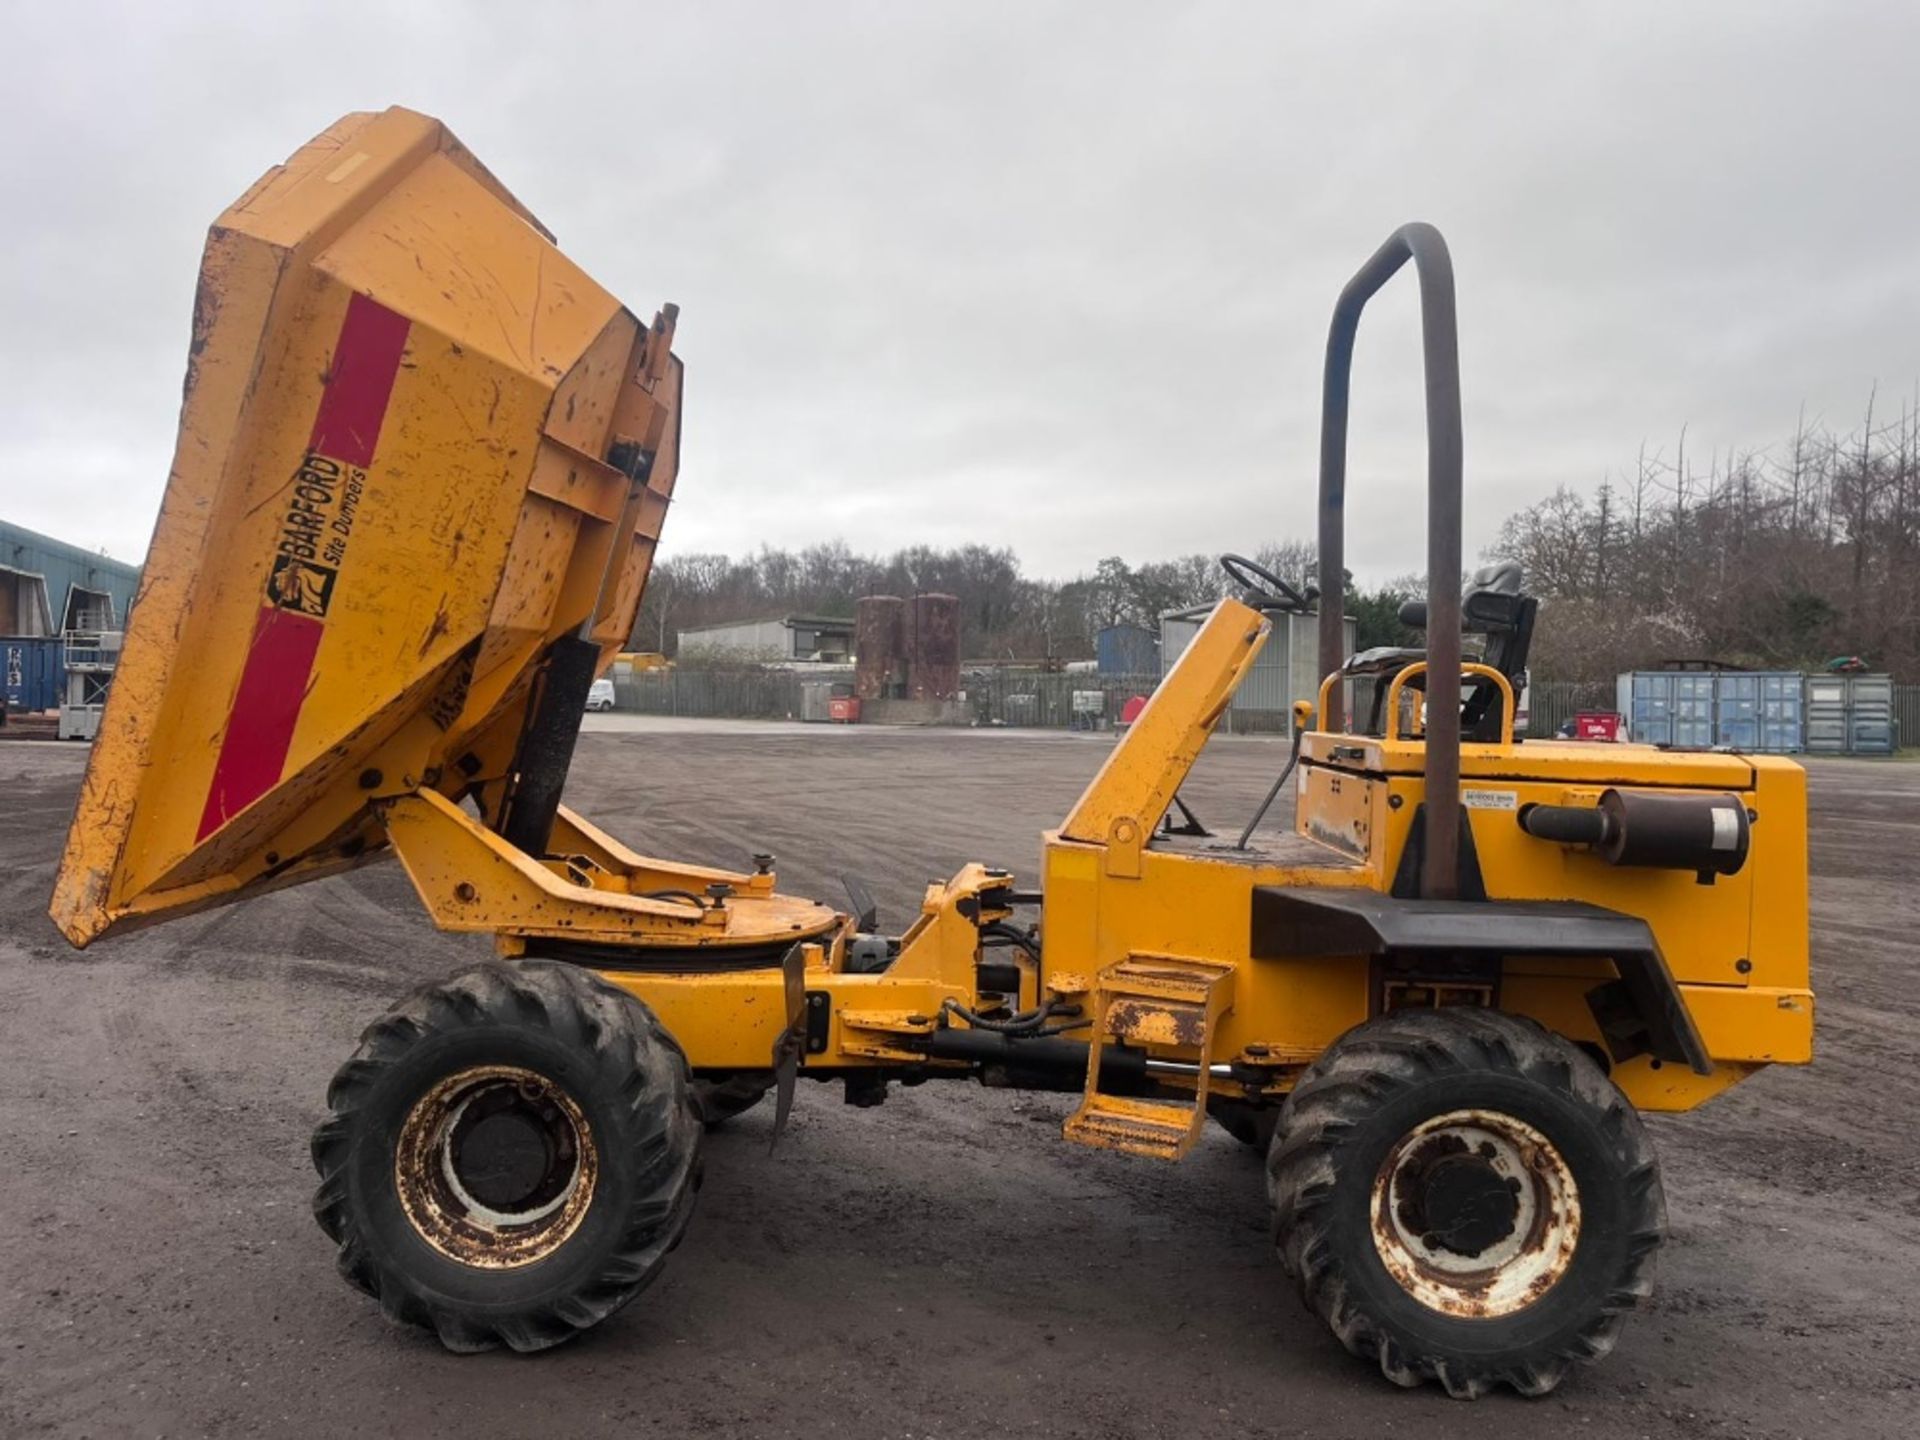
[1063,955,1234,1161]
[1063,1095,1201,1161]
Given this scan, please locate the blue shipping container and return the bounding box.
[1096,624,1160,676]
[3,636,65,712]
[1616,669,1803,752]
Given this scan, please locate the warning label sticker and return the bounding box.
[1462,788,1519,811]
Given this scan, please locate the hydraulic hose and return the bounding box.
[1235,724,1308,850]
[940,996,1078,1036]
[635,889,708,909]
[980,920,1040,961]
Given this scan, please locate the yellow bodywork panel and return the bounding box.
[633,598,1809,1134]
[592,864,1015,1070]
[52,108,683,947]
[1287,737,1810,995]
[1031,601,1812,1119]
[380,791,841,953]
[1061,597,1268,875]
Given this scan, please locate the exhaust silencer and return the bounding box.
[1519,790,1750,881]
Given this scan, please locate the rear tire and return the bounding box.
[1268,1007,1663,1399]
[311,960,701,1353]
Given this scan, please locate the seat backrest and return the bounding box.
[1393,562,1535,741]
[1464,564,1535,740]
[1399,562,1528,638]
[1461,561,1525,629]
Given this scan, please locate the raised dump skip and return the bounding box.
[52,108,682,946]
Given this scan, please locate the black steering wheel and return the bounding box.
[1220,553,1311,612]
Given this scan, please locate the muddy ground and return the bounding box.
[1,721,1915,1439]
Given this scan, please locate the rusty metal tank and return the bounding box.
[854,594,906,701]
[909,593,960,701]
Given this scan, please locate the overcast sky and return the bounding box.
[3,2,1917,583]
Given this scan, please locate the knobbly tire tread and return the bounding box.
[310,959,702,1353]
[1266,1007,1665,1400]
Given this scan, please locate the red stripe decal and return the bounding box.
[308,293,411,466]
[196,606,325,839]
[195,293,410,840]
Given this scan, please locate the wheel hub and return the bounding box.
[449,1086,575,1213]
[1371,1108,1580,1318]
[395,1065,598,1269]
[1395,1140,1522,1257]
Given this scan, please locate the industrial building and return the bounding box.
[676,614,855,663]
[2,521,139,637]
[2,521,142,722]
[1160,604,1356,734]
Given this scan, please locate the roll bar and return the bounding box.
[1315,223,1464,900]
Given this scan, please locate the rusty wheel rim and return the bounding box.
[395,1065,598,1269]
[1370,1108,1580,1318]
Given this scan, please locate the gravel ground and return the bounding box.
[0,722,1915,1439]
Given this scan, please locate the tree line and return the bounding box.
[634,391,1919,680]
[1492,393,1920,683]
[630,538,1392,665]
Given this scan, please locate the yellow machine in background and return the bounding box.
[53,111,1811,1400]
[614,650,670,670]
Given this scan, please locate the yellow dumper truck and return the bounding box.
[51,109,1812,1399]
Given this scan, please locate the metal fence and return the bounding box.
[609,664,1915,746]
[1524,680,1622,737]
[612,667,848,720]
[606,666,1278,731]
[963,670,1185,730]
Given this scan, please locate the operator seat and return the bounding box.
[1338,562,1537,742]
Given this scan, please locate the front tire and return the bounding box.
[311,960,701,1352]
[1268,1007,1663,1399]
